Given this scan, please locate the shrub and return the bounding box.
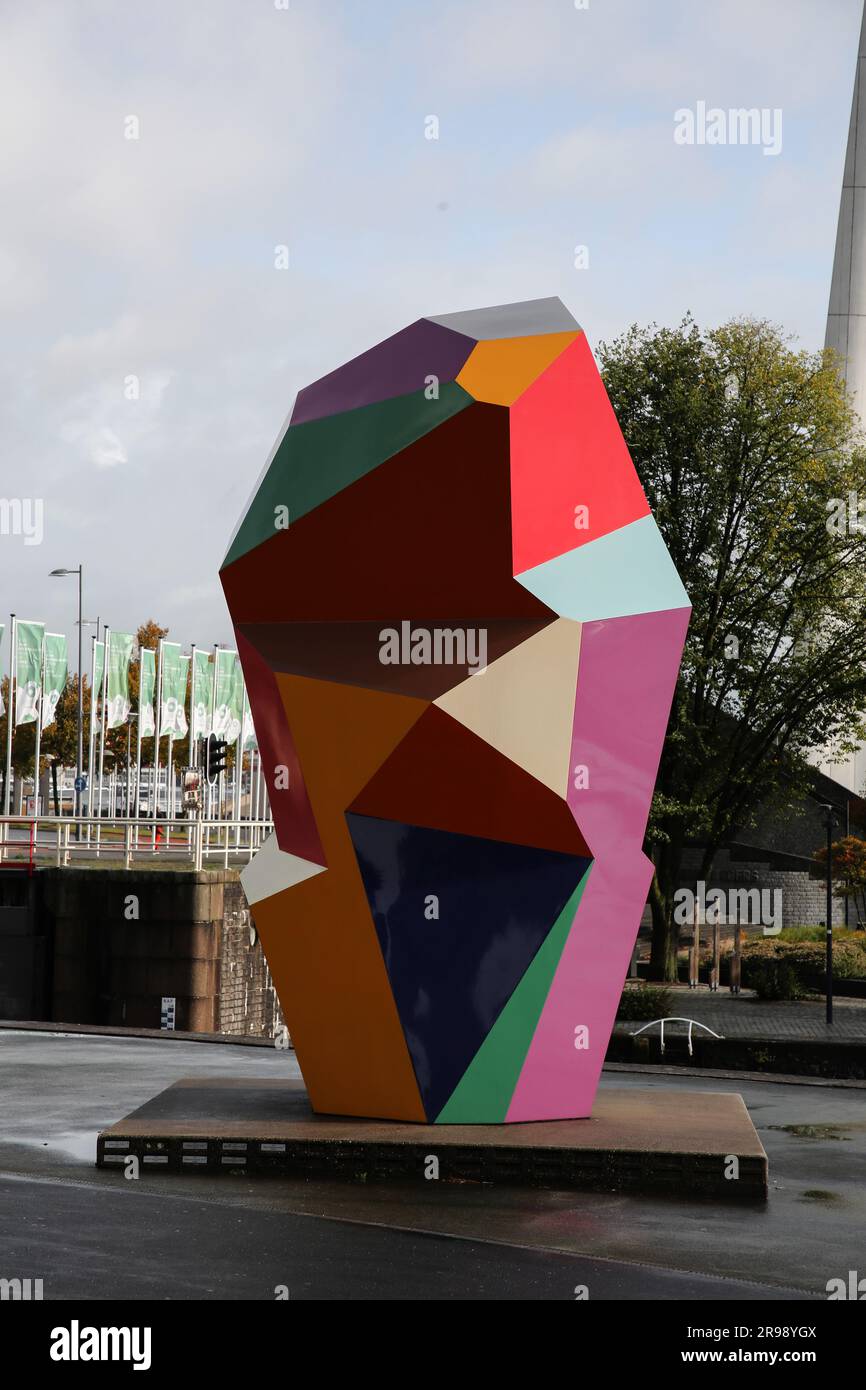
[617,983,674,1021]
[742,939,866,999]
[777,926,864,944]
[741,945,808,1000]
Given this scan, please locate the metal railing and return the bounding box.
[0,814,273,872]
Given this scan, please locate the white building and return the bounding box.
[821,0,866,795]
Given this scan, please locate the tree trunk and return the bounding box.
[648,870,679,981]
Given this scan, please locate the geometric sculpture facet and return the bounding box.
[221,297,690,1122]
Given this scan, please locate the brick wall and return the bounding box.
[219,879,284,1038]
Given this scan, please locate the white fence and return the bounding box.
[0,814,273,872]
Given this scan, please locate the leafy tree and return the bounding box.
[0,673,91,812]
[814,836,866,927]
[599,317,866,979]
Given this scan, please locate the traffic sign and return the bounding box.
[74,775,87,793]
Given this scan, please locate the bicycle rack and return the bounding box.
[630,1017,724,1056]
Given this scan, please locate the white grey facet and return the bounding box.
[820,0,866,794]
[426,296,580,340]
[221,397,297,567]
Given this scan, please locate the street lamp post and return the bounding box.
[50,567,84,835]
[820,804,836,1027]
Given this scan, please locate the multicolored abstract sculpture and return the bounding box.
[221,297,690,1124]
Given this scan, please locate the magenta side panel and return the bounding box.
[505,605,690,1121]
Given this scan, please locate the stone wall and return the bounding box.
[40,868,222,1031]
[219,879,283,1038]
[0,872,45,1019]
[0,867,284,1038]
[677,845,847,929]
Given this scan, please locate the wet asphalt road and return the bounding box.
[1,1030,862,1300]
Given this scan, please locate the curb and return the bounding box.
[0,1019,285,1048]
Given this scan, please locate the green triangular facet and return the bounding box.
[223,383,473,569]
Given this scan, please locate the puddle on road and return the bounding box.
[5,1130,100,1164]
[50,1131,101,1162]
[768,1124,853,1141]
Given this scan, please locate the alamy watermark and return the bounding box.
[827,493,866,536]
[50,1322,151,1370]
[0,1276,43,1299]
[674,102,782,158]
[379,622,487,674]
[0,498,43,546]
[827,1270,866,1299]
[674,879,782,935]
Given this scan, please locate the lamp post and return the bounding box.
[49,567,84,834]
[820,803,836,1026]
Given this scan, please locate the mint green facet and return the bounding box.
[516,514,689,622]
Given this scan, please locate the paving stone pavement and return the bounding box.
[618,985,866,1041]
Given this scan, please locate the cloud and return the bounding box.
[59,421,128,469]
[0,0,861,663]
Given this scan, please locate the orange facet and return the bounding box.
[255,675,428,1121]
[456,331,579,406]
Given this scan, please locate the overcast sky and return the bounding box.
[0,0,862,667]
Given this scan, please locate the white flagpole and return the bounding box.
[210,643,219,825]
[97,625,110,849]
[256,749,264,846]
[4,615,16,818]
[233,706,240,845]
[236,678,248,847]
[86,634,97,843]
[32,631,44,817]
[188,644,197,848]
[134,653,143,836]
[153,639,163,818]
[189,643,197,767]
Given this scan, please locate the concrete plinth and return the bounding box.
[97,1079,767,1200]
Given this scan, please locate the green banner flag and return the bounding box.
[159,642,189,737]
[177,655,190,737]
[213,650,243,744]
[106,631,134,729]
[41,633,68,729]
[92,640,104,707]
[139,648,156,737]
[241,687,257,751]
[192,648,212,742]
[15,620,45,725]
